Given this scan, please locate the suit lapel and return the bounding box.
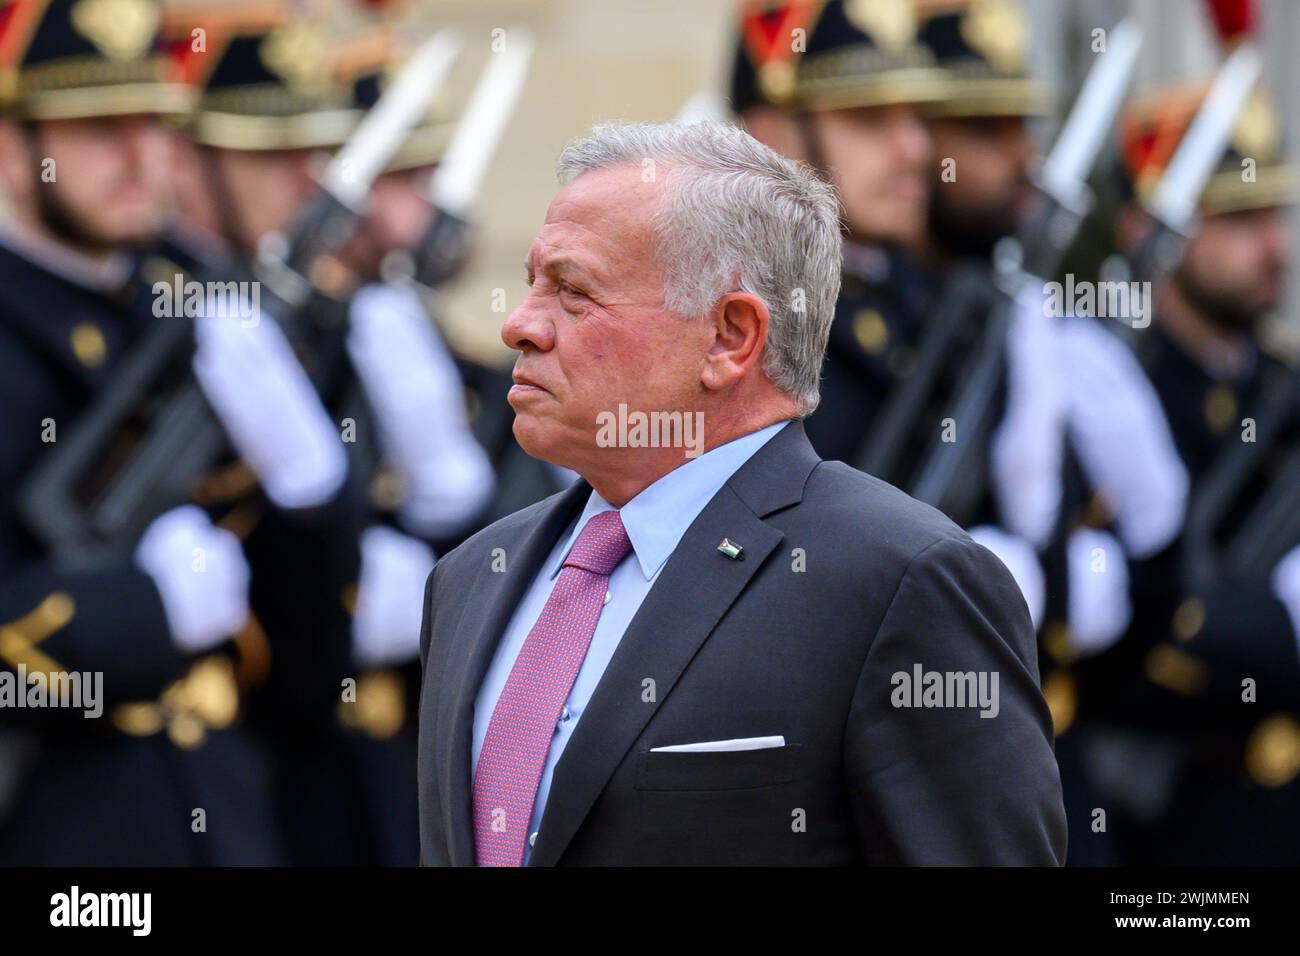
[437,480,590,866]
[528,421,820,866]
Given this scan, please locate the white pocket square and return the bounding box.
[649,735,785,753]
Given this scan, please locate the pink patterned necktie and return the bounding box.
[472,509,633,866]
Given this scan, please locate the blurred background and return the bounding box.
[0,0,1297,867]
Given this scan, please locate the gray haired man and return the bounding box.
[416,121,1066,866]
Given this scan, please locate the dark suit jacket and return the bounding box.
[417,421,1067,865]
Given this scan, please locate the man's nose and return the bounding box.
[889,106,932,168]
[501,292,555,353]
[126,118,172,168]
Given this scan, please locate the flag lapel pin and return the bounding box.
[716,538,744,561]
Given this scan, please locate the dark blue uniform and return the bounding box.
[0,238,285,865]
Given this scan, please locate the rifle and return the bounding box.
[1183,366,1300,589]
[18,30,463,563]
[346,28,536,508]
[1225,409,1300,577]
[1106,40,1298,591]
[381,28,535,293]
[900,20,1144,523]
[1119,42,1262,297]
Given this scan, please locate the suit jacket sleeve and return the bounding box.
[417,563,451,866]
[843,534,1067,865]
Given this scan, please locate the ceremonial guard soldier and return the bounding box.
[1072,82,1300,864]
[152,1,475,865]
[728,0,945,466]
[910,3,1163,863]
[261,23,506,864]
[0,0,289,864]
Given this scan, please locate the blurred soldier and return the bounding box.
[734,1,1065,648]
[0,0,289,864]
[1072,83,1300,864]
[728,0,944,465]
[331,25,568,530]
[153,1,380,864]
[252,27,504,865]
[909,2,1164,863]
[330,27,499,552]
[905,0,1054,615]
[915,0,1044,269]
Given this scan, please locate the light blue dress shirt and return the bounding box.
[471,420,788,862]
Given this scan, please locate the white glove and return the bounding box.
[968,525,1046,631]
[352,525,437,669]
[990,285,1069,548]
[1060,317,1190,559]
[193,310,346,510]
[1270,544,1300,654]
[346,284,494,538]
[135,505,250,655]
[1066,527,1132,658]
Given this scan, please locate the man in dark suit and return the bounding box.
[416,120,1067,866]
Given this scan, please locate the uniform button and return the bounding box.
[853,308,888,355]
[529,831,538,847]
[70,322,107,368]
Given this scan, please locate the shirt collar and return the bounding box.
[549,420,790,581]
[0,220,133,293]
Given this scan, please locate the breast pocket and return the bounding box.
[634,744,802,792]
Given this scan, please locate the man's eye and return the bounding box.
[559,283,585,298]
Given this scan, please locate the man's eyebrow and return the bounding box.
[529,254,600,284]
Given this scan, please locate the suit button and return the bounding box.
[604,590,612,605]
[529,831,538,847]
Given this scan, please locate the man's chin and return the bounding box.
[850,207,924,249]
[511,412,557,464]
[1179,271,1276,334]
[87,216,164,249]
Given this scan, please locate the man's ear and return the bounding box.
[701,291,769,392]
